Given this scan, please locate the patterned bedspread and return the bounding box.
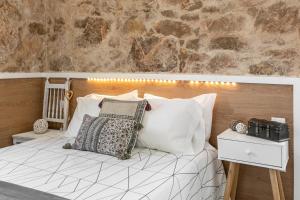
[0,133,225,200]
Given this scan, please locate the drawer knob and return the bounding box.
[245,149,252,155]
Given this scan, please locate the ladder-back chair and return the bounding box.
[42,78,72,130]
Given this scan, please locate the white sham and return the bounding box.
[137,98,206,154]
[144,93,217,141]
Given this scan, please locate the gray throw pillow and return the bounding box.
[99,98,149,124]
[73,114,138,160]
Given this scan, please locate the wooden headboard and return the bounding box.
[0,78,43,147]
[65,79,293,200]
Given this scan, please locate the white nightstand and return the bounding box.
[218,129,289,200]
[12,129,63,145]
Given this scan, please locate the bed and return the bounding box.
[0,131,225,200]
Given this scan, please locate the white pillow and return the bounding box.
[137,98,206,154]
[144,93,217,141]
[65,90,138,137]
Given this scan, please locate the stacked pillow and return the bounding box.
[65,91,216,159]
[72,99,149,160]
[65,90,138,138]
[144,93,217,141]
[137,98,206,154]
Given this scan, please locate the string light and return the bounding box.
[87,78,237,86]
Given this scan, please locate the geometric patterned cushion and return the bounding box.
[99,98,149,154]
[73,114,138,160]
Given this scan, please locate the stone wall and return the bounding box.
[0,0,47,72]
[1,0,300,76]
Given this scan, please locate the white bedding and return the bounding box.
[0,133,225,200]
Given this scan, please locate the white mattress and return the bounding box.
[0,133,225,200]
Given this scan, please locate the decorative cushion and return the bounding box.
[73,114,138,160]
[99,98,149,152]
[65,90,138,138]
[99,98,149,125]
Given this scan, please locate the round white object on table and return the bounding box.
[236,122,247,134]
[33,119,48,134]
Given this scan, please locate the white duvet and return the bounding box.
[0,133,225,200]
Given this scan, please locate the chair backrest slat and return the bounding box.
[60,89,64,119]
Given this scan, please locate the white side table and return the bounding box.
[218,129,289,200]
[12,129,63,145]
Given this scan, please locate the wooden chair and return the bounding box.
[42,78,72,130]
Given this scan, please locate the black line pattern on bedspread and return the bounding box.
[0,137,225,200]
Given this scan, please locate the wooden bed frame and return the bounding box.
[0,77,293,200]
[68,79,294,200]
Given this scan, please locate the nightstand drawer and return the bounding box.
[218,139,282,168]
[13,137,34,145]
[12,130,63,145]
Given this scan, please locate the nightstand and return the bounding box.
[12,129,63,145]
[218,129,288,200]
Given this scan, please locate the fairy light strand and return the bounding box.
[87,78,237,86]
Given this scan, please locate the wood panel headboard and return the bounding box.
[65,79,293,200]
[0,78,44,147]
